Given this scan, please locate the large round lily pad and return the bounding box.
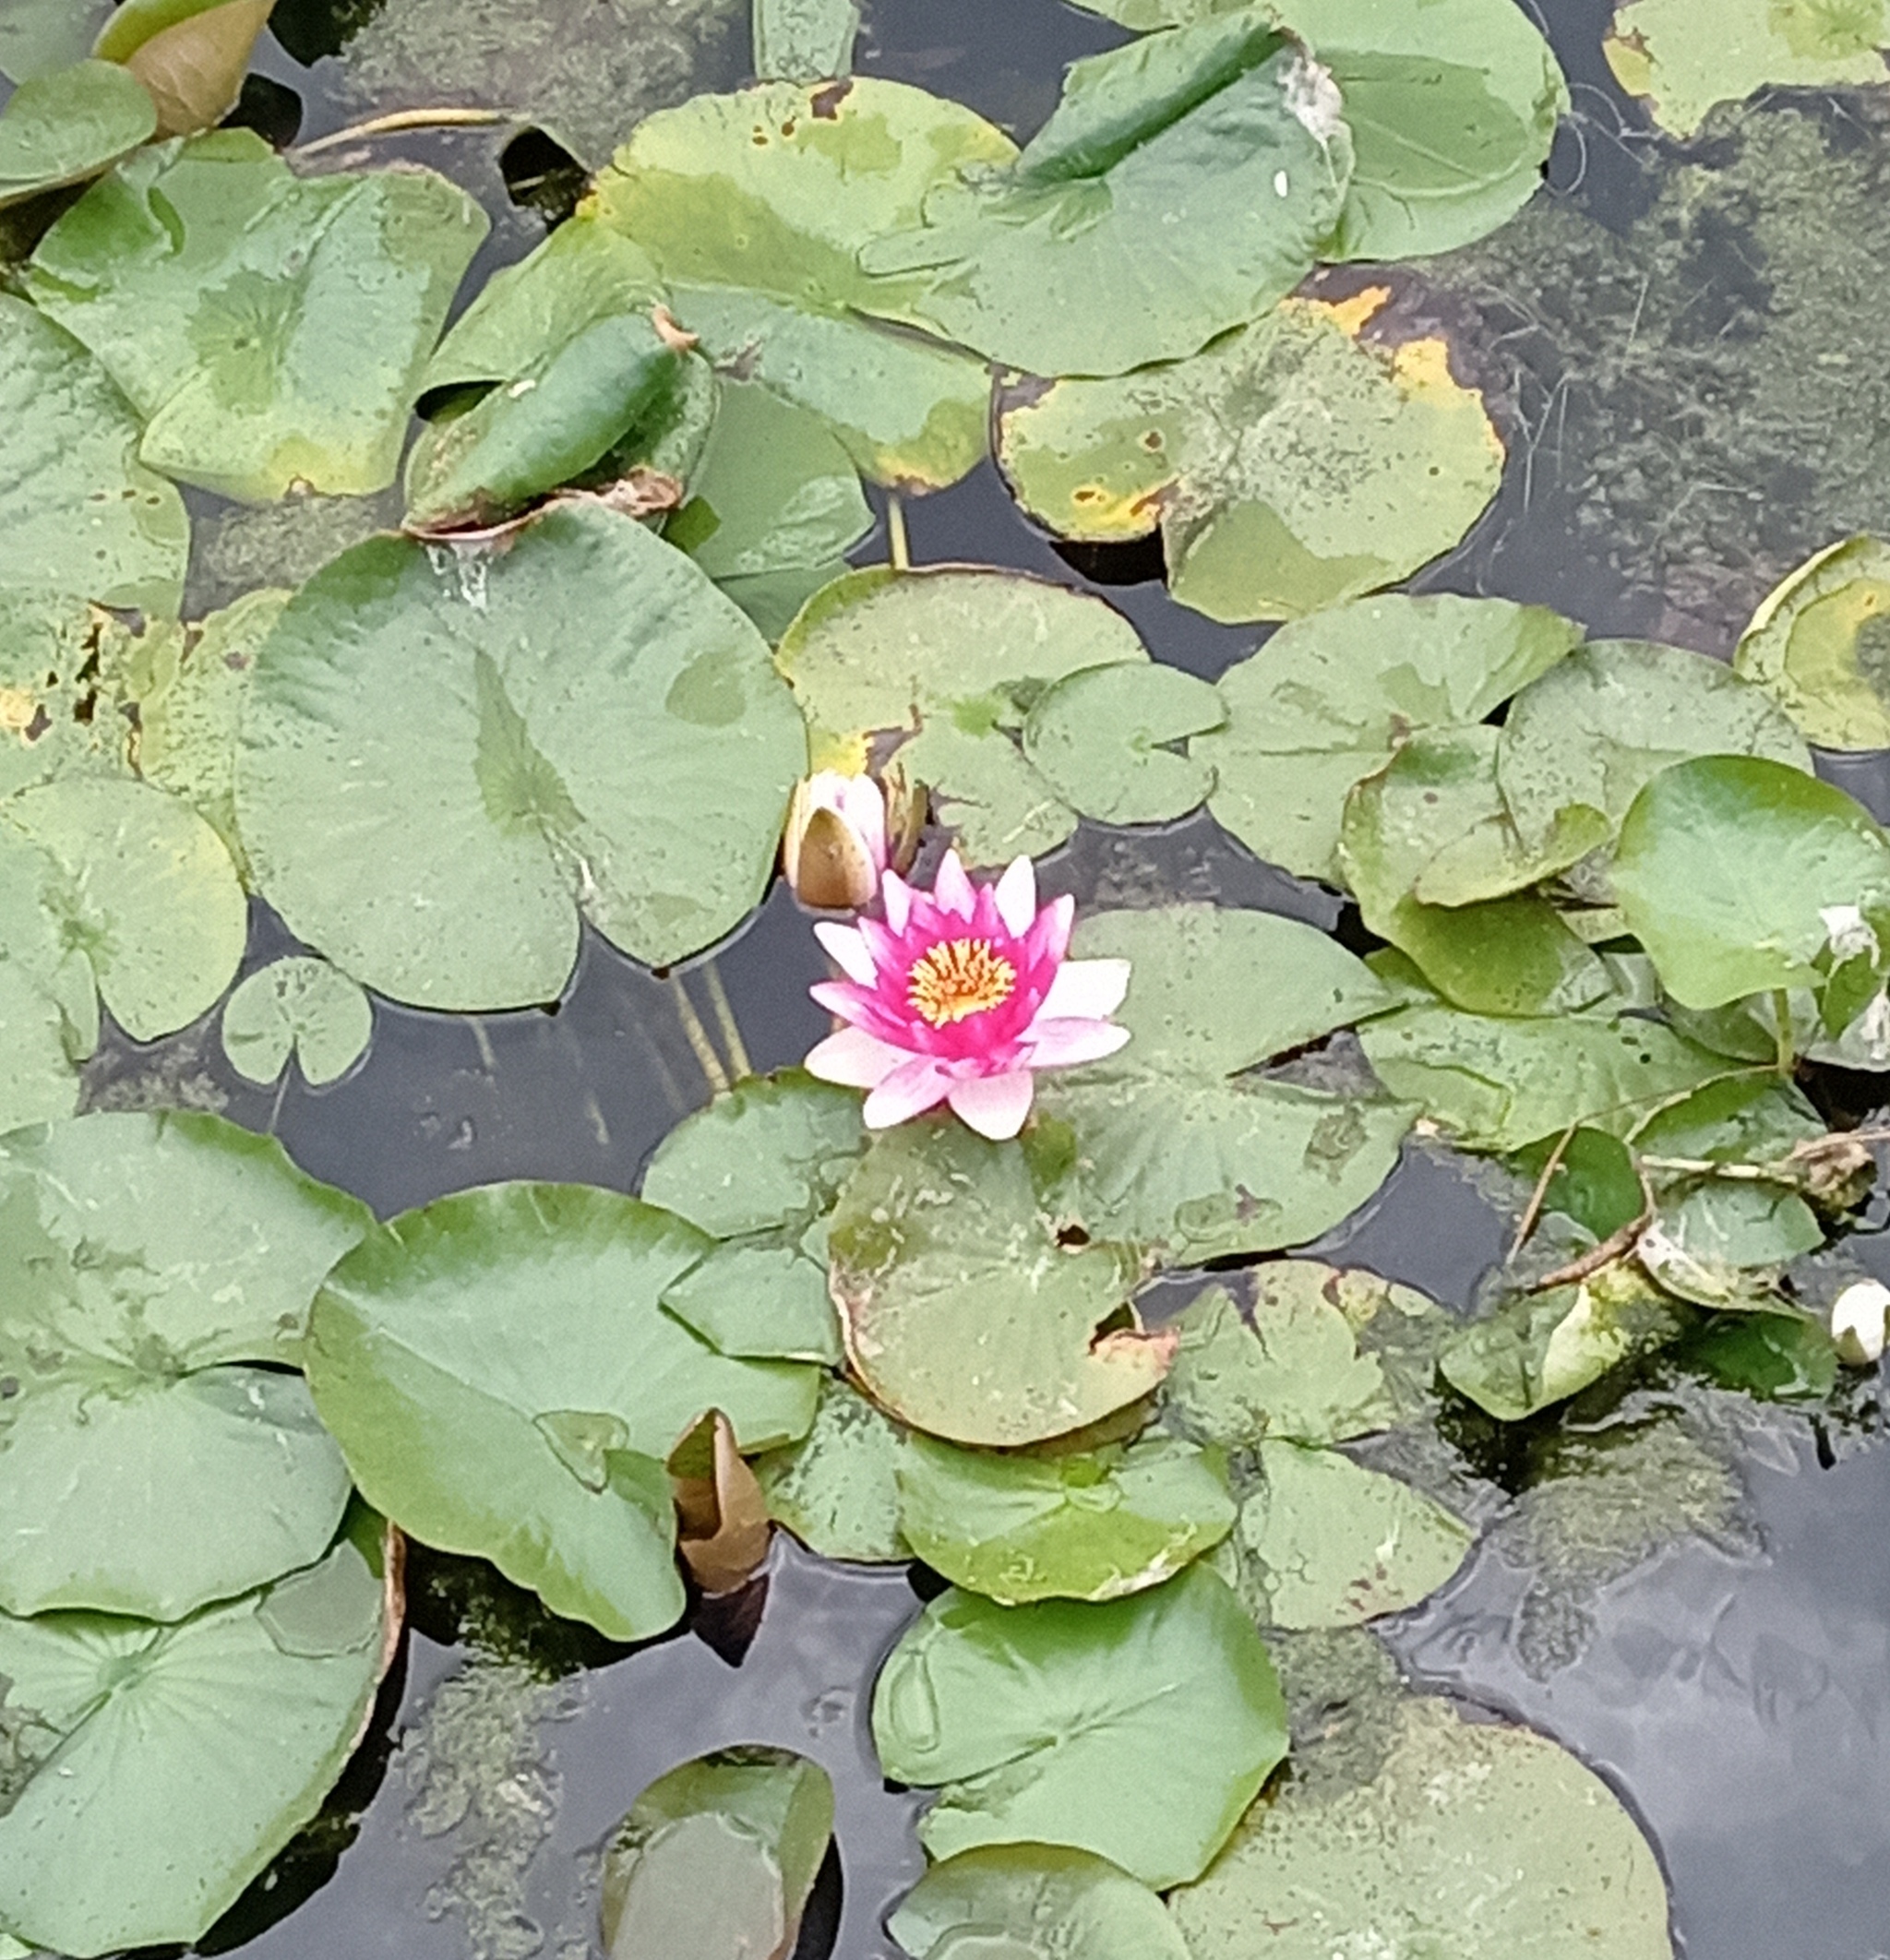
[1167,1696,1674,1958]
[999,292,1503,623]
[776,565,1149,865]
[1198,593,1581,881]
[25,129,487,501]
[0,1111,371,1620]
[587,78,1009,488]
[828,1120,1174,1449]
[0,294,187,614]
[236,504,807,1008]
[873,1565,1287,1888]
[305,1181,820,1641]
[0,1524,397,1957]
[860,15,1355,376]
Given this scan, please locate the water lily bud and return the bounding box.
[783,771,889,911]
[1831,1279,1890,1366]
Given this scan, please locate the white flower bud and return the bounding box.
[783,771,888,911]
[1831,1279,1890,1366]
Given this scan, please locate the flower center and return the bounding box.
[907,937,1018,1027]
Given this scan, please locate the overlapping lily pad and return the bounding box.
[891,1845,1189,1960]
[754,1378,911,1563]
[1442,1273,1681,1420]
[1020,662,1226,826]
[1036,905,1410,1263]
[895,1431,1236,1604]
[25,130,487,500]
[1735,535,1890,750]
[875,1566,1286,1887]
[860,14,1354,376]
[999,292,1503,623]
[0,1112,370,1620]
[775,566,1150,865]
[1604,0,1890,138]
[236,505,808,1007]
[587,78,1007,487]
[1168,1696,1674,1958]
[220,956,374,1088]
[0,829,91,1136]
[828,1120,1173,1447]
[0,295,188,613]
[0,1521,397,1958]
[1199,593,1581,880]
[0,57,154,209]
[306,1181,820,1641]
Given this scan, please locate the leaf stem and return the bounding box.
[886,493,910,572]
[295,108,520,158]
[670,977,730,1095]
[1770,988,1794,1078]
[700,962,752,1082]
[1510,1120,1577,1261]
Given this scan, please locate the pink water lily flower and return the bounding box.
[804,850,1130,1141]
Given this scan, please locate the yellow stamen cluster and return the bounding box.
[907,937,1017,1027]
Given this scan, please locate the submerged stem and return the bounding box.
[670,978,730,1096]
[1771,988,1794,1078]
[700,962,752,1082]
[296,108,520,157]
[886,493,910,572]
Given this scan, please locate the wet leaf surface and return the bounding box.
[999,292,1502,622]
[753,1376,912,1563]
[1442,1274,1681,1420]
[890,1844,1188,1960]
[235,504,807,1006]
[752,0,859,82]
[874,1565,1287,1887]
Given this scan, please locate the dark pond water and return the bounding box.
[36,0,1890,1954]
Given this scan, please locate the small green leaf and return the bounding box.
[752,0,859,81]
[1021,662,1225,825]
[891,1845,1189,1960]
[1638,1179,1824,1309]
[873,1566,1287,1888]
[754,1378,912,1563]
[1441,1274,1681,1420]
[660,1240,843,1365]
[220,955,373,1087]
[0,59,154,209]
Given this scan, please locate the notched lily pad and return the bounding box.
[1021,661,1225,827]
[220,955,373,1088]
[999,291,1503,624]
[873,1566,1288,1888]
[1735,535,1890,751]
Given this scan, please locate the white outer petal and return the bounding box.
[805,1027,910,1089]
[994,855,1037,938]
[933,850,975,919]
[882,869,913,933]
[1026,1019,1132,1069]
[947,1069,1035,1140]
[1038,957,1130,1022]
[813,921,878,984]
[864,1057,955,1127]
[833,775,889,872]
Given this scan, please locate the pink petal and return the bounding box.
[1023,893,1075,971]
[805,1026,910,1088]
[1039,957,1130,1022]
[864,1057,955,1128]
[1026,1018,1132,1069]
[834,777,889,872]
[994,856,1036,938]
[947,1070,1035,1140]
[882,869,913,933]
[934,850,975,920]
[814,921,878,984]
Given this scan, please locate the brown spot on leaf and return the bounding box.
[810,78,853,119]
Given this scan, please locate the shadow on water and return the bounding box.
[43,0,1890,1952]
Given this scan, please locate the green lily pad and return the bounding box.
[1213,1440,1474,1630]
[0,295,188,613]
[894,1431,1236,1605]
[601,1747,834,1960]
[587,78,1009,487]
[1036,904,1409,1264]
[236,505,807,1008]
[0,58,155,209]
[1019,663,1225,827]
[0,1525,395,1957]
[306,1181,819,1640]
[1358,996,1735,1153]
[776,565,1149,865]
[25,129,487,501]
[670,378,874,582]
[830,1121,1173,1448]
[873,1565,1287,1888]
[1441,1273,1681,1420]
[659,1239,843,1365]
[1638,1178,1824,1309]
[0,1110,370,1619]
[641,1068,867,1237]
[1199,593,1582,881]
[1165,1268,1396,1449]
[753,0,859,79]
[3,771,247,1042]
[1613,755,1890,1010]
[999,293,1502,623]
[1734,535,1890,751]
[1500,637,1813,867]
[220,955,374,1088]
[0,0,115,79]
[890,1845,1189,1960]
[1338,725,1609,1016]
[1605,0,1889,138]
[0,589,138,795]
[1264,0,1567,260]
[860,15,1354,377]
[753,1377,912,1563]
[0,826,93,1135]
[1168,1696,1673,1959]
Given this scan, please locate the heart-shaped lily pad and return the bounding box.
[236,504,808,1007]
[873,1565,1287,1888]
[219,955,374,1088]
[1020,662,1226,827]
